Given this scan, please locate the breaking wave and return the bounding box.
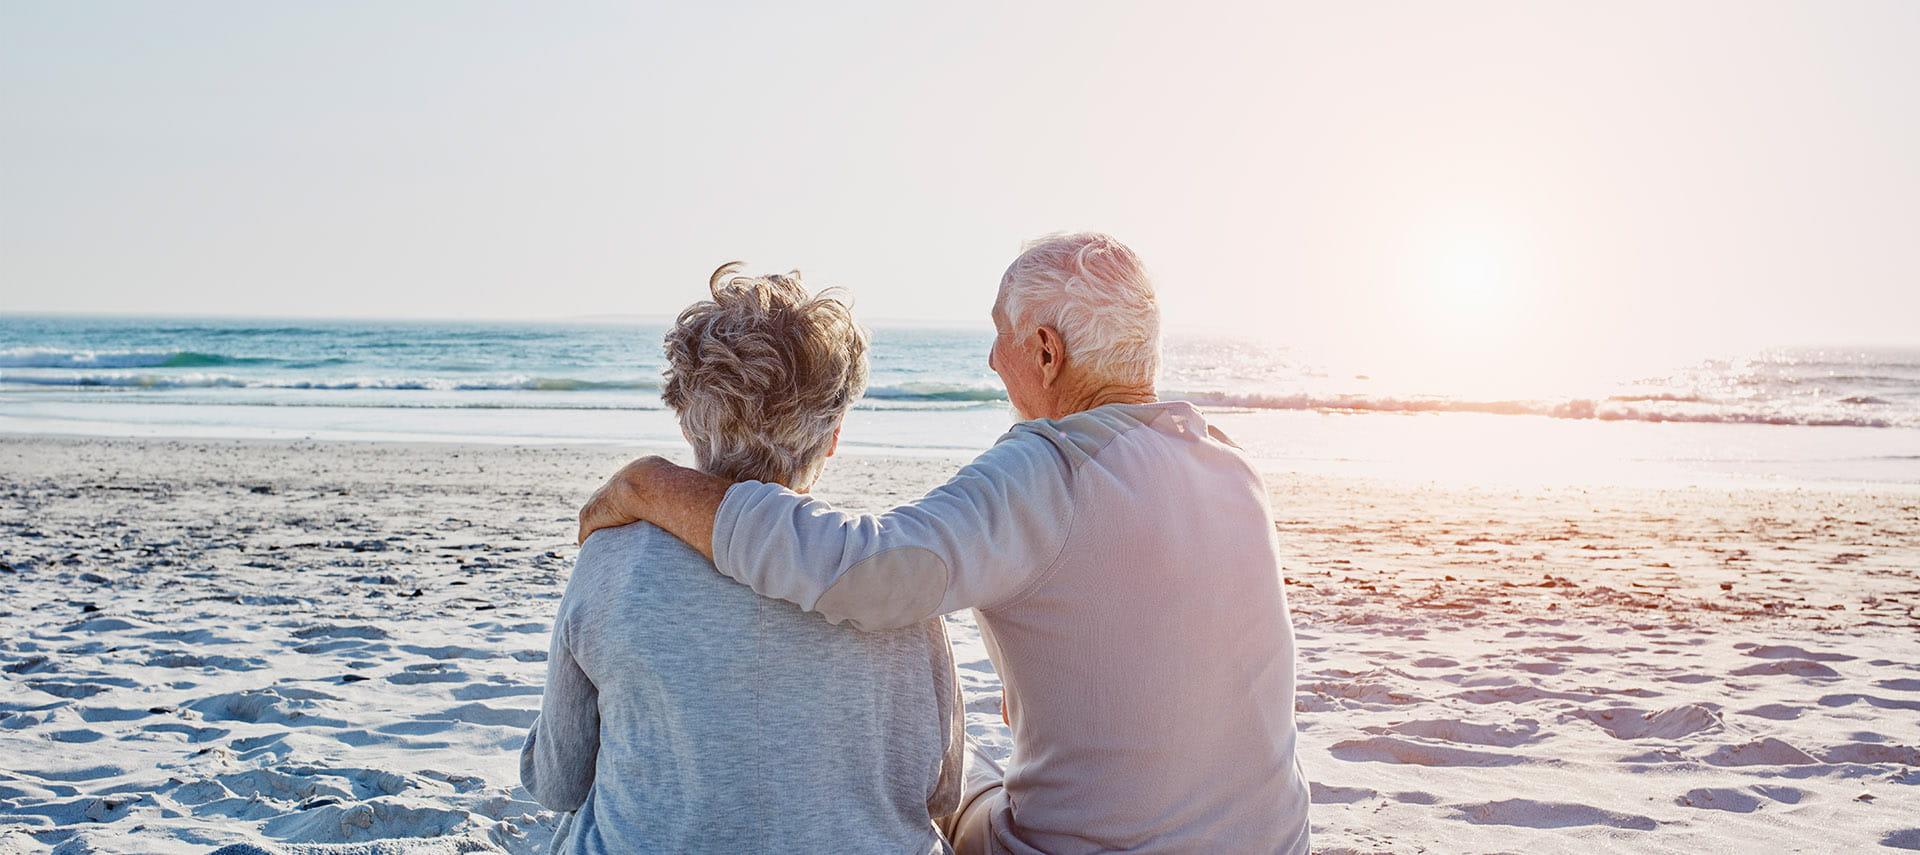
[0,373,662,392]
[864,383,1007,403]
[0,348,292,369]
[1171,390,1907,429]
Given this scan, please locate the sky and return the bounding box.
[4,1,1918,385]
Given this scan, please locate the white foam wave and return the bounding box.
[0,372,659,392]
[0,372,250,389]
[0,347,183,368]
[1171,389,1913,429]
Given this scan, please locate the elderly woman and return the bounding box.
[520,264,963,853]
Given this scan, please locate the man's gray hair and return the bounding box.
[662,263,869,487]
[999,233,1160,387]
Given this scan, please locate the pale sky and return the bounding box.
[4,2,1918,379]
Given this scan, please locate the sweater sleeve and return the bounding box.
[712,430,1073,631]
[519,578,601,811]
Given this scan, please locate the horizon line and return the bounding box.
[0,308,997,330]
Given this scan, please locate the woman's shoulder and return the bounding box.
[577,521,705,568]
[565,522,721,609]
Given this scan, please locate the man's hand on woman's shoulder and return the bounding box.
[577,456,731,562]
[577,455,670,545]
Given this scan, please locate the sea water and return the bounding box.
[2,315,1916,486]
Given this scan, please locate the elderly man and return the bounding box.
[577,234,1310,854]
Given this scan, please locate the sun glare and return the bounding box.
[1432,244,1505,325]
[1365,226,1544,397]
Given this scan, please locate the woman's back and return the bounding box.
[524,521,961,854]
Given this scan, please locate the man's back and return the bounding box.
[981,403,1309,853]
[523,522,962,854]
[710,402,1311,853]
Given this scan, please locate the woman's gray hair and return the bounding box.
[999,233,1160,387]
[662,263,869,487]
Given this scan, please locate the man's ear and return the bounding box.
[827,426,841,457]
[1035,325,1066,387]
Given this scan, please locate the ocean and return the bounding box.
[3,315,1917,486]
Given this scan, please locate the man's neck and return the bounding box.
[1047,380,1158,420]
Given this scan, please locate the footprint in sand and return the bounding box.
[1,654,55,674]
[449,682,541,701]
[165,778,239,806]
[332,729,454,751]
[1703,737,1819,766]
[1329,736,1525,767]
[1308,782,1381,804]
[60,616,149,634]
[186,687,349,728]
[291,624,394,641]
[1822,743,1920,765]
[136,627,246,646]
[1297,671,1426,711]
[1450,685,1596,705]
[294,638,391,655]
[0,705,64,730]
[1735,703,1802,721]
[1364,718,1543,747]
[472,620,548,635]
[1736,643,1855,663]
[24,676,138,700]
[140,721,229,742]
[215,767,356,804]
[143,650,264,670]
[397,644,499,660]
[417,769,489,794]
[1571,703,1724,740]
[231,732,296,754]
[386,663,471,685]
[74,705,150,723]
[1819,693,1920,711]
[10,763,127,783]
[378,707,529,741]
[329,767,419,799]
[1730,659,1842,678]
[1661,673,1719,684]
[1673,785,1808,812]
[0,775,77,801]
[1751,785,1808,804]
[422,702,537,728]
[258,798,477,844]
[1448,797,1658,830]
[47,728,104,743]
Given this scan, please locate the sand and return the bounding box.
[1,435,1916,853]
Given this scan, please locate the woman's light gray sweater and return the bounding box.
[520,521,964,854]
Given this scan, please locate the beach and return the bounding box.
[3,434,1916,853]
[11,0,1920,848]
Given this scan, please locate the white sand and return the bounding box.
[1,436,1916,853]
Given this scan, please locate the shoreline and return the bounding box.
[3,435,1918,853]
[5,422,1919,493]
